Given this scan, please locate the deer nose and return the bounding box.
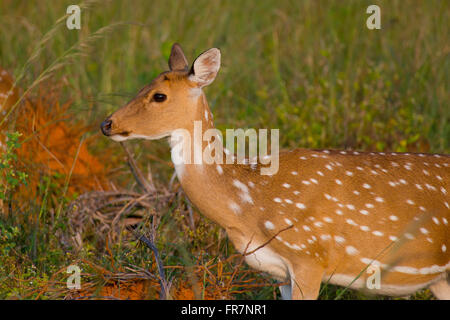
[101,118,113,136]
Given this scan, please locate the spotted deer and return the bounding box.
[101,44,449,299]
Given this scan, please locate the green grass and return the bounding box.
[0,0,448,299]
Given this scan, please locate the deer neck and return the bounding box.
[168,92,249,231]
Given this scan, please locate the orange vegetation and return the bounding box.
[74,278,217,300]
[0,66,108,203]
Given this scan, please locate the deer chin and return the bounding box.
[110,132,170,142]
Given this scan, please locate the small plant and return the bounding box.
[0,132,28,211]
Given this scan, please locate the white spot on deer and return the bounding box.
[233,179,253,204]
[335,209,343,215]
[363,183,371,189]
[365,203,374,209]
[432,217,440,225]
[441,187,447,195]
[389,215,398,221]
[372,231,384,237]
[282,183,291,188]
[314,221,323,228]
[406,199,415,205]
[325,164,333,171]
[346,204,355,210]
[273,197,282,203]
[293,190,300,195]
[334,236,346,243]
[388,181,397,187]
[360,210,369,215]
[264,221,275,230]
[442,245,447,252]
[345,246,359,256]
[360,225,370,232]
[284,218,293,225]
[353,190,360,195]
[291,171,298,175]
[216,165,223,175]
[228,201,241,215]
[423,169,430,176]
[375,197,384,203]
[310,178,318,184]
[302,180,311,185]
[346,219,357,226]
[296,203,306,210]
[335,179,342,185]
[320,234,331,241]
[317,171,324,176]
[389,235,399,242]
[415,184,423,190]
[323,217,333,223]
[284,199,293,204]
[303,225,311,232]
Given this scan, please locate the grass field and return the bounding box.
[0,0,448,299]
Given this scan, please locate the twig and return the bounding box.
[111,192,153,227]
[128,227,169,300]
[120,142,155,193]
[243,225,293,256]
[185,197,195,230]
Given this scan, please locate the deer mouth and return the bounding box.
[109,132,132,142]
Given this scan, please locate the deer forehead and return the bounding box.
[137,72,194,97]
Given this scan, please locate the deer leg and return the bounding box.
[429,275,450,300]
[279,284,292,300]
[289,261,325,300]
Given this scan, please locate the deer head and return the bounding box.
[100,43,221,142]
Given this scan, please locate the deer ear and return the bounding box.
[189,48,221,87]
[169,43,189,71]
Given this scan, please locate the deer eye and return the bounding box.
[153,93,167,102]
